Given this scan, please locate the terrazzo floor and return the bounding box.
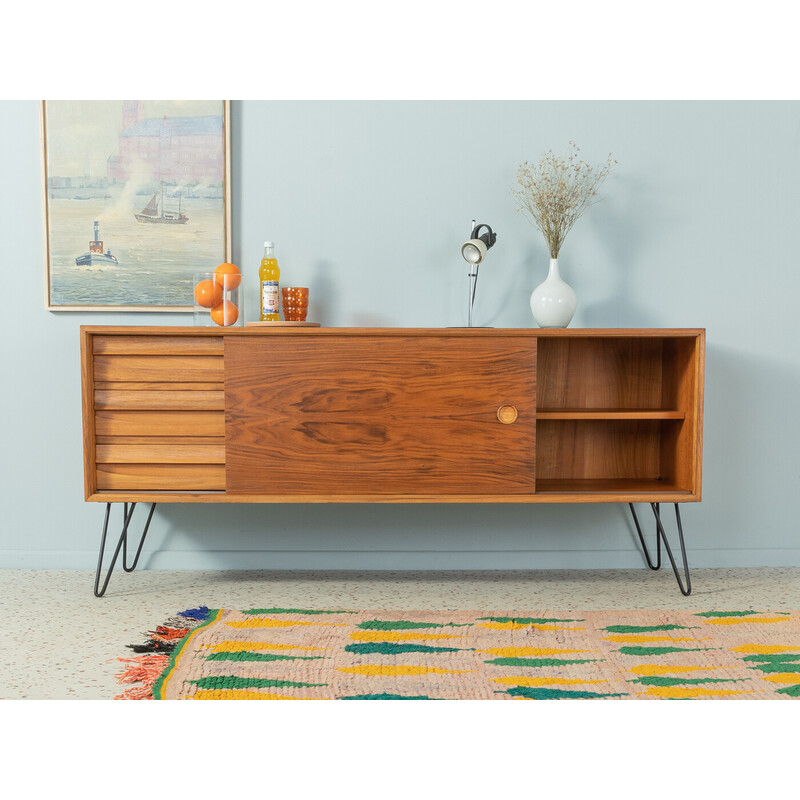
[1,567,799,699]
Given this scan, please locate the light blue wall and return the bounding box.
[2,100,799,569]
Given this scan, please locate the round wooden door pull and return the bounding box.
[497,405,518,424]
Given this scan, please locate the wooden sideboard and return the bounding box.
[80,326,704,594]
[81,326,704,503]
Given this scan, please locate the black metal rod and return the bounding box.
[93,502,156,597]
[628,502,692,596]
[629,502,661,570]
[123,503,156,572]
[651,503,692,596]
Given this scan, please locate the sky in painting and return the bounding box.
[45,100,221,179]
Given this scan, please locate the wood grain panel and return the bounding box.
[537,338,664,410]
[93,355,223,382]
[92,335,223,355]
[535,478,691,496]
[96,444,225,464]
[94,382,224,391]
[660,335,703,493]
[536,420,663,481]
[94,390,224,410]
[225,334,536,495]
[95,435,224,445]
[537,409,685,420]
[81,328,97,499]
[88,488,696,504]
[94,410,225,437]
[95,464,225,491]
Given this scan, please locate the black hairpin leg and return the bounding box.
[628,502,692,596]
[94,502,157,597]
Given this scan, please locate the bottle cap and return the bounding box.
[264,241,274,248]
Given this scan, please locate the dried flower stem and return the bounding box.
[513,141,615,258]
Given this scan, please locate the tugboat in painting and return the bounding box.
[135,185,188,224]
[75,221,119,267]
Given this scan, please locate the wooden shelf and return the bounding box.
[535,479,692,496]
[537,409,686,420]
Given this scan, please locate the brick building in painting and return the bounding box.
[107,101,224,185]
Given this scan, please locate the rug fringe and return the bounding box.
[115,607,209,699]
[178,606,210,621]
[114,654,170,700]
[153,625,191,641]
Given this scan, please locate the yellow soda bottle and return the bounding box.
[259,241,280,321]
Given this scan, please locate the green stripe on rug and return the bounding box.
[206,651,325,663]
[628,676,745,686]
[339,693,441,700]
[741,653,800,664]
[357,620,473,630]
[190,676,326,690]
[616,646,714,656]
[694,611,758,618]
[345,643,466,655]
[604,625,698,633]
[242,608,356,615]
[477,617,584,624]
[499,686,625,699]
[746,662,800,674]
[485,656,600,667]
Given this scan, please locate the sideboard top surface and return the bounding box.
[81,326,705,338]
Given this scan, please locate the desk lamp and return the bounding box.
[461,220,497,327]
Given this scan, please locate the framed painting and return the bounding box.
[41,100,231,311]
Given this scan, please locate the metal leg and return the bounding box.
[94,502,156,597]
[628,502,692,596]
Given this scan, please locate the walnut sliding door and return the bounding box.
[224,333,535,497]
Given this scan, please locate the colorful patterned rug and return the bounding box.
[115,607,800,700]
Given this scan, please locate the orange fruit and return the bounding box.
[210,299,239,327]
[194,279,223,308]
[214,262,241,290]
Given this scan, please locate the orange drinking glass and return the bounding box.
[281,287,309,321]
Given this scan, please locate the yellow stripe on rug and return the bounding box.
[205,641,327,653]
[478,622,585,631]
[350,631,464,642]
[480,647,593,657]
[338,665,472,677]
[704,617,791,625]
[630,665,721,676]
[192,690,314,700]
[638,687,753,698]
[227,619,347,628]
[760,673,800,684]
[491,676,607,686]
[731,644,799,654]
[604,635,710,643]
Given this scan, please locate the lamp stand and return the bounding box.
[467,263,479,328]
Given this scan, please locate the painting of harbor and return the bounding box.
[42,100,230,310]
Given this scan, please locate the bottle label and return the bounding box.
[261,281,279,315]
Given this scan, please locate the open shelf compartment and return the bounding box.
[534,335,701,497]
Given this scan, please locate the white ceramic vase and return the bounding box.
[530,258,576,328]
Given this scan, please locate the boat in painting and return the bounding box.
[135,186,188,224]
[75,221,119,267]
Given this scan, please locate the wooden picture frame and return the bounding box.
[41,100,232,311]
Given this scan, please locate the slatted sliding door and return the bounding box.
[84,333,226,494]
